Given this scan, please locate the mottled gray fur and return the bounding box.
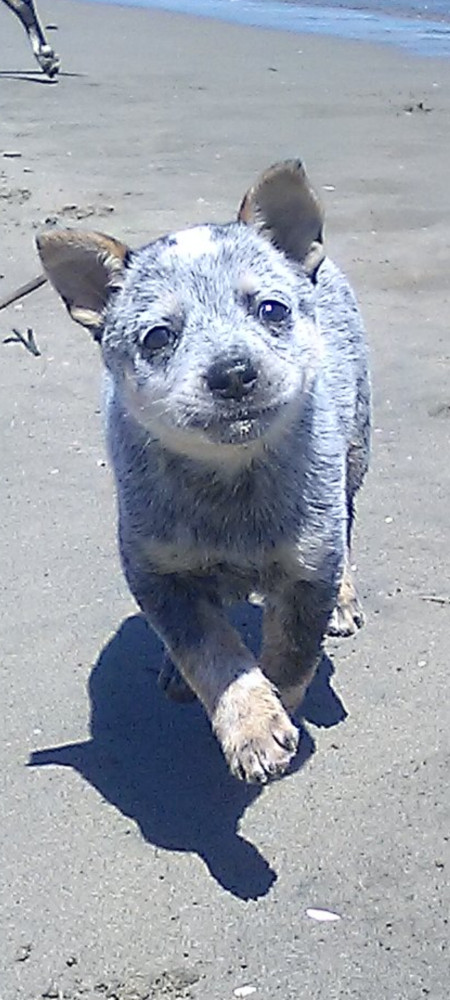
[37,162,371,783]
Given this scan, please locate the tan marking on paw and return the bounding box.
[328,563,364,638]
[328,599,364,637]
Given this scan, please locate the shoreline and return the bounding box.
[85,0,450,57]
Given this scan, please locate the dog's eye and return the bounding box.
[257,300,291,325]
[141,326,172,354]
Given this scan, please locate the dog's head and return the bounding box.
[37,161,325,461]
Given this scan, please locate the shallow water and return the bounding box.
[90,0,450,57]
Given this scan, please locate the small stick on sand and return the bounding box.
[0,274,47,311]
[3,327,41,357]
[420,594,450,605]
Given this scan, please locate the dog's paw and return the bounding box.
[213,673,299,783]
[327,594,364,638]
[37,45,60,78]
[224,713,299,784]
[158,656,196,703]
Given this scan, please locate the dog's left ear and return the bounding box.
[36,229,129,338]
[238,159,325,278]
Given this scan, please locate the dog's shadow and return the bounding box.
[0,70,83,82]
[29,607,347,900]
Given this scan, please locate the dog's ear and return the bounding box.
[36,229,129,338]
[238,160,325,278]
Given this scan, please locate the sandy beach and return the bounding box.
[1,3,450,998]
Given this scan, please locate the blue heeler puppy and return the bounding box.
[36,160,371,784]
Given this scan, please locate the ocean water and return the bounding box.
[92,0,450,57]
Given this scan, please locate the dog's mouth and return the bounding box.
[187,403,285,445]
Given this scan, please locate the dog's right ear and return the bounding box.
[36,229,129,339]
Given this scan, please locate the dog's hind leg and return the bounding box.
[328,394,370,638]
[158,653,196,704]
[327,550,365,637]
[3,0,60,77]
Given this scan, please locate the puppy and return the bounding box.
[36,160,371,783]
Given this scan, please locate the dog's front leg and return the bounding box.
[128,571,299,783]
[261,576,338,714]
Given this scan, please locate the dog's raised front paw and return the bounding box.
[224,713,299,784]
[213,672,299,783]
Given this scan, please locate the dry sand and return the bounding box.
[1,3,450,999]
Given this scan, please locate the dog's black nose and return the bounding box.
[206,358,258,399]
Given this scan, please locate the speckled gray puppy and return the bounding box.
[36,160,370,783]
